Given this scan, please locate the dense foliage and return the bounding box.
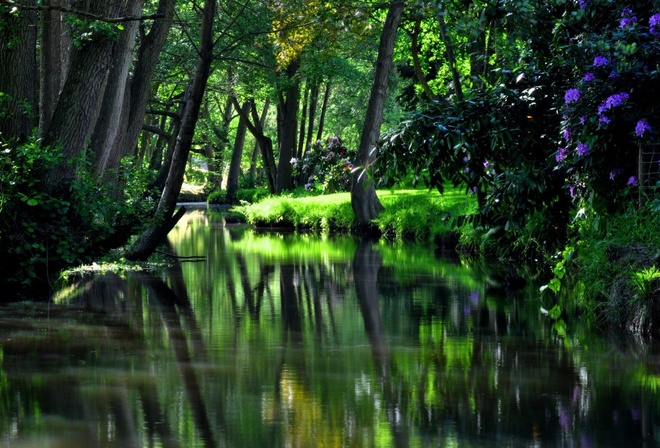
[376,0,659,261]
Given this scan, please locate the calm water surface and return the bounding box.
[2,210,660,447]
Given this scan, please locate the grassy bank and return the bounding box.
[233,187,477,242]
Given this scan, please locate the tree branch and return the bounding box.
[0,0,165,22]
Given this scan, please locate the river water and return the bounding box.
[1,210,660,447]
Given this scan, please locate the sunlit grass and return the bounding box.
[234,186,477,242]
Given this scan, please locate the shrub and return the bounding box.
[291,136,357,193]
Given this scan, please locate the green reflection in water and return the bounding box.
[1,210,660,447]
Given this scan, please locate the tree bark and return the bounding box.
[0,0,37,143]
[232,96,276,193]
[226,100,251,204]
[121,0,176,158]
[41,0,123,197]
[249,98,270,183]
[351,0,404,226]
[39,0,70,136]
[410,19,437,101]
[316,82,330,141]
[126,0,216,261]
[275,60,300,193]
[92,0,146,180]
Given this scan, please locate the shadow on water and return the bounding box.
[1,211,660,446]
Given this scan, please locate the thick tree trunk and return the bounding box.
[275,60,300,193]
[41,0,123,197]
[351,0,404,226]
[39,0,70,136]
[121,0,176,158]
[92,0,146,179]
[126,0,216,261]
[226,100,251,204]
[0,0,37,143]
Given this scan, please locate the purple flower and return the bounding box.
[635,119,651,136]
[563,128,572,141]
[620,17,636,28]
[599,115,611,124]
[576,143,590,157]
[593,56,609,67]
[650,14,660,36]
[483,160,490,168]
[565,88,581,104]
[598,92,629,113]
[583,72,595,82]
[580,115,588,125]
[556,147,569,162]
[609,168,622,180]
[578,0,588,10]
[622,8,633,16]
[570,185,576,198]
[627,176,638,187]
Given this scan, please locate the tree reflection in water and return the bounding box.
[0,211,659,446]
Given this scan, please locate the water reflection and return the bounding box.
[0,210,659,446]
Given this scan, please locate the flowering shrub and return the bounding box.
[556,2,659,209]
[291,136,356,193]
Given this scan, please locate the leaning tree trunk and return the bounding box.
[351,0,404,226]
[0,0,37,143]
[92,0,146,180]
[125,0,216,261]
[121,0,176,158]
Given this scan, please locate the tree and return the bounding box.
[351,0,405,226]
[126,0,217,261]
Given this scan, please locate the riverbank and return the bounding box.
[232,187,477,245]
[229,188,660,337]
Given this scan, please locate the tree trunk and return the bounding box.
[351,0,404,226]
[232,96,276,193]
[0,0,37,143]
[410,19,437,102]
[41,0,123,197]
[437,7,463,101]
[275,59,300,193]
[249,99,270,183]
[226,100,251,204]
[92,0,146,180]
[297,83,309,161]
[39,0,70,136]
[305,80,320,152]
[126,0,216,261]
[316,82,330,141]
[121,0,176,158]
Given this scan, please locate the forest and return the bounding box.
[0,0,659,326]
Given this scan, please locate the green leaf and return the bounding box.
[27,198,39,206]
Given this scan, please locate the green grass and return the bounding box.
[233,186,477,241]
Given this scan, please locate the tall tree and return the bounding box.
[0,1,37,143]
[351,0,404,226]
[126,0,217,260]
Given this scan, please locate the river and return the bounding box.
[1,209,659,447]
